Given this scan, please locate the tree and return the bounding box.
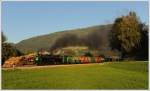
[110,12,141,58]
[2,32,23,65]
[133,23,148,60]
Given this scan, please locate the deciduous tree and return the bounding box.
[110,12,141,58]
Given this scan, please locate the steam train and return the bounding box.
[34,54,103,65]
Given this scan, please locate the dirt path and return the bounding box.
[2,63,105,70]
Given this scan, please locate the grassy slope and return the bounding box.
[2,61,148,89]
[15,24,112,53]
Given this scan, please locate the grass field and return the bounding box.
[2,61,148,89]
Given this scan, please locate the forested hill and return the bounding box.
[15,24,112,53]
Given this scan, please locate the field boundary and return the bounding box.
[2,63,105,70]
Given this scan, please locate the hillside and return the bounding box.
[15,24,112,53]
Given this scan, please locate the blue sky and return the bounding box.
[2,1,149,43]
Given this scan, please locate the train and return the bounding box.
[34,54,103,65]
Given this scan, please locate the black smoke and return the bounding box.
[50,30,109,51]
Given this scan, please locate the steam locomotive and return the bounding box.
[34,54,103,65]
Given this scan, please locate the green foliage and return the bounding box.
[110,12,142,57]
[2,61,148,89]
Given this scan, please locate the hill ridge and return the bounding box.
[15,24,112,53]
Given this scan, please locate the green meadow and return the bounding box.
[2,61,148,89]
